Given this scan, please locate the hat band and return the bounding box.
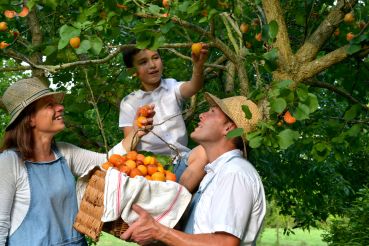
[9,88,52,117]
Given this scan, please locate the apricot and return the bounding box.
[151,172,166,181]
[69,36,80,48]
[165,171,176,182]
[240,23,249,33]
[191,43,203,56]
[4,10,16,19]
[0,22,8,32]
[102,161,114,170]
[255,32,262,42]
[130,168,143,178]
[346,32,355,41]
[344,12,354,23]
[125,159,137,169]
[162,0,170,8]
[138,105,150,117]
[283,111,296,125]
[0,41,10,49]
[137,164,148,176]
[144,156,156,165]
[136,116,146,128]
[109,154,125,167]
[147,164,158,175]
[18,6,29,17]
[119,165,131,175]
[126,150,138,161]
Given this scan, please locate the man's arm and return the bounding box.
[121,204,240,246]
[180,44,208,98]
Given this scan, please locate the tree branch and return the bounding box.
[296,45,350,82]
[304,79,369,111]
[262,0,293,67]
[295,0,357,63]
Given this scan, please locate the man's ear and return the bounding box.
[224,122,237,134]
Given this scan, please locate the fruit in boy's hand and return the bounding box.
[283,111,296,125]
[191,43,203,56]
[138,105,150,117]
[0,22,8,32]
[69,36,80,48]
[136,116,146,128]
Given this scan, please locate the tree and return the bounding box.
[1,0,368,230]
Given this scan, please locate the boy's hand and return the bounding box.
[134,104,155,137]
[191,42,208,67]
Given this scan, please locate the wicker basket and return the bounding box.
[73,169,129,241]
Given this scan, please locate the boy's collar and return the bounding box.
[138,78,169,96]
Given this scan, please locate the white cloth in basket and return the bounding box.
[101,168,191,228]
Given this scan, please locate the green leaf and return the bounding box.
[270,98,287,113]
[263,48,278,61]
[294,103,310,120]
[249,136,263,148]
[89,36,103,55]
[347,44,361,55]
[226,128,244,139]
[306,93,319,113]
[346,124,361,137]
[268,20,279,39]
[344,104,360,121]
[44,45,57,56]
[242,105,252,119]
[59,25,81,41]
[75,40,91,54]
[312,143,331,162]
[58,38,69,50]
[148,4,161,15]
[277,129,300,149]
[161,22,175,34]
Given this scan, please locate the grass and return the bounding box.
[94,228,328,246]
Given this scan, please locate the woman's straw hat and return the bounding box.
[1,77,64,130]
[204,92,261,134]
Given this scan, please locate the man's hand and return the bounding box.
[121,204,167,245]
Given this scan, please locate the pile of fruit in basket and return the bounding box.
[101,150,176,182]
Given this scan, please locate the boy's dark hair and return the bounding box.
[122,46,141,68]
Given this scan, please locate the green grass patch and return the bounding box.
[259,228,327,246]
[95,228,327,246]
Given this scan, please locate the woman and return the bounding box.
[0,77,153,245]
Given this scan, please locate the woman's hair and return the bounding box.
[0,102,37,160]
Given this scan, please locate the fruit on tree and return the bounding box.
[191,42,203,56]
[17,7,29,17]
[343,12,355,23]
[162,0,170,8]
[4,10,16,19]
[69,37,80,48]
[255,32,262,42]
[333,28,340,36]
[283,111,296,125]
[0,22,7,32]
[346,32,355,41]
[240,23,249,33]
[0,41,10,49]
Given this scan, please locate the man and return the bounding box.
[121,92,266,246]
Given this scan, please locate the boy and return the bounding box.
[119,44,208,188]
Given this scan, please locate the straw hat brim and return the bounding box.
[204,92,237,126]
[6,91,64,130]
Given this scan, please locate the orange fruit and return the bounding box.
[136,154,145,162]
[343,12,354,23]
[18,6,29,17]
[346,32,355,41]
[4,10,16,19]
[157,165,165,174]
[130,168,143,178]
[283,111,296,125]
[145,175,152,181]
[151,172,166,181]
[191,43,203,56]
[333,28,340,37]
[0,22,8,32]
[137,164,148,176]
[138,105,150,117]
[147,164,158,175]
[162,0,170,8]
[69,36,80,48]
[0,41,10,49]
[165,171,176,182]
[136,116,146,128]
[161,13,169,18]
[240,23,249,33]
[119,165,131,175]
[126,150,138,161]
[109,154,125,167]
[143,156,156,165]
[125,159,137,169]
[102,161,114,170]
[255,32,262,42]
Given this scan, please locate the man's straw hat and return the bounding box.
[1,77,64,131]
[204,92,261,134]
